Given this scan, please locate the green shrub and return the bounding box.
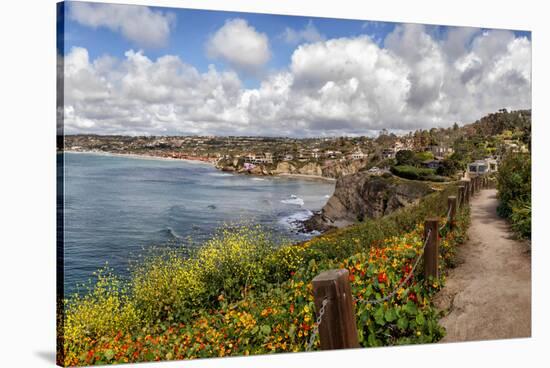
[414,151,434,162]
[390,165,435,181]
[496,152,531,238]
[63,269,142,348]
[131,225,279,322]
[510,198,531,239]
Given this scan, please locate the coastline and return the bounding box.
[64,150,216,166]
[64,150,338,182]
[276,172,336,182]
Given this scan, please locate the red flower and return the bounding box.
[408,292,417,302]
[349,274,356,282]
[378,272,387,284]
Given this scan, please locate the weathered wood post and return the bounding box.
[312,269,359,350]
[458,186,466,208]
[461,179,470,204]
[448,196,457,230]
[424,218,440,280]
[470,177,475,197]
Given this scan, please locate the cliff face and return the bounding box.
[304,173,433,230]
[216,158,368,179]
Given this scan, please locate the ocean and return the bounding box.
[60,152,334,295]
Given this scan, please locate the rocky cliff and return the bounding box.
[304,172,433,231]
[216,158,368,179]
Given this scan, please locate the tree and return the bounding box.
[436,158,460,177]
[395,150,417,166]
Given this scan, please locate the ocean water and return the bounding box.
[60,152,334,294]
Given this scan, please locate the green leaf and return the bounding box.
[104,349,115,361]
[288,324,296,338]
[397,317,408,330]
[367,332,379,347]
[384,308,397,322]
[260,325,271,335]
[374,307,385,325]
[405,301,418,315]
[416,312,425,326]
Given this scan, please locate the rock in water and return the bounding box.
[304,172,433,231]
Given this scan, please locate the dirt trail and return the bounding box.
[434,189,531,342]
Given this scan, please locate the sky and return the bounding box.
[58,1,532,137]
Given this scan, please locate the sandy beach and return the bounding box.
[64,150,216,166]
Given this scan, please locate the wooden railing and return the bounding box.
[309,174,490,350]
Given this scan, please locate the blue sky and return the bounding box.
[58,1,532,137]
[60,3,530,89]
[62,4,395,88]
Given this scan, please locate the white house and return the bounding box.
[350,148,368,160]
[468,158,498,175]
[429,145,454,158]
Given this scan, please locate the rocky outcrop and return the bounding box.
[272,161,297,175]
[304,172,433,231]
[215,157,369,179]
[298,162,323,176]
[321,159,367,178]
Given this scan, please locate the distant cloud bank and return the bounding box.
[62,15,531,137]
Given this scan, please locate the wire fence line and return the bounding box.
[306,228,433,351]
[439,206,453,232]
[306,297,328,351]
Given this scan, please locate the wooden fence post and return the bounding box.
[312,269,359,350]
[424,218,440,280]
[448,196,457,230]
[461,179,470,204]
[458,186,465,208]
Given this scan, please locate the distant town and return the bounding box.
[63,109,531,181]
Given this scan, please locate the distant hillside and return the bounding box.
[464,109,531,142]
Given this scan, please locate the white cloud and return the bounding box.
[206,18,271,74]
[63,26,531,137]
[68,3,175,48]
[281,21,325,45]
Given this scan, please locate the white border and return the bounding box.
[1,0,548,367]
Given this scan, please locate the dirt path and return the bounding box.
[434,189,531,342]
